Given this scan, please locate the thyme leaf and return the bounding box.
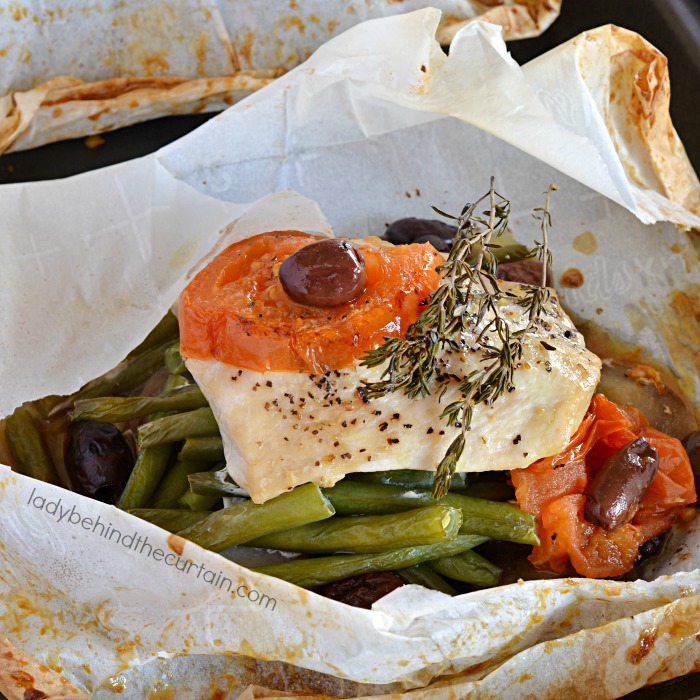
[359,179,557,499]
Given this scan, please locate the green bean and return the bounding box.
[248,506,462,554]
[164,344,186,375]
[72,385,207,423]
[446,494,537,545]
[186,467,244,497]
[177,483,335,552]
[31,394,65,420]
[492,243,531,263]
[253,534,488,588]
[129,508,210,532]
[175,464,226,511]
[150,459,205,509]
[322,480,425,515]
[468,242,530,265]
[348,469,466,491]
[455,512,538,545]
[396,564,457,595]
[4,407,61,485]
[347,471,514,501]
[179,437,225,463]
[127,312,180,358]
[178,488,222,512]
[428,550,502,587]
[323,481,538,546]
[117,442,175,511]
[163,374,191,393]
[137,407,219,449]
[68,340,173,405]
[463,480,515,501]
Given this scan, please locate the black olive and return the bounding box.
[278,238,366,307]
[585,437,659,530]
[318,571,404,608]
[383,218,457,247]
[638,530,670,561]
[65,421,135,503]
[413,233,451,252]
[496,259,552,287]
[681,431,700,497]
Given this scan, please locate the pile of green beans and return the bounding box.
[2,312,541,595]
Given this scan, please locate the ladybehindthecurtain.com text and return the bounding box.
[25,486,277,610]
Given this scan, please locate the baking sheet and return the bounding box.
[1,8,700,699]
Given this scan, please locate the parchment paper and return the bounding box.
[2,8,700,699]
[0,0,560,154]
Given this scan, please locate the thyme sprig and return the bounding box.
[359,179,557,499]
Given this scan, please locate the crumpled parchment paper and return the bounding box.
[1,8,700,699]
[0,0,561,154]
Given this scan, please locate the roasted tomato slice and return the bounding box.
[179,231,441,373]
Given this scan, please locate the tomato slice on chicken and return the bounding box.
[179,231,441,373]
[512,394,696,578]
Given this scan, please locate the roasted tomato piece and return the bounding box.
[179,231,441,373]
[512,394,696,578]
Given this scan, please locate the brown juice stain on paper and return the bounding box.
[192,33,210,76]
[284,16,305,34]
[43,76,191,105]
[625,305,648,334]
[572,230,598,255]
[115,639,137,656]
[559,267,584,288]
[88,107,108,121]
[0,559,72,637]
[141,52,170,75]
[103,675,127,693]
[642,284,700,410]
[43,647,63,674]
[241,31,254,65]
[167,534,186,556]
[238,638,256,660]
[627,627,658,664]
[668,611,700,639]
[12,5,28,21]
